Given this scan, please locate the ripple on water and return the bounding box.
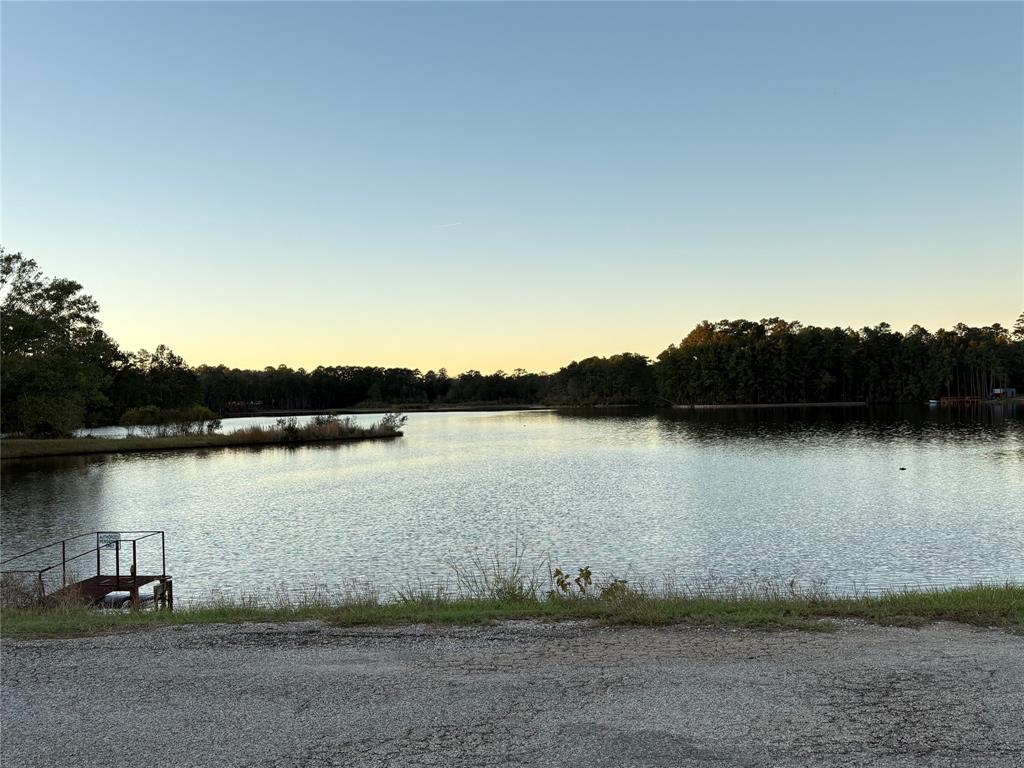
[4,407,1023,597]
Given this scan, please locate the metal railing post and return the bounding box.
[161,531,166,578]
[96,532,101,576]
[130,540,139,609]
[115,541,120,589]
[62,541,67,588]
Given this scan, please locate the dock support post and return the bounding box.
[130,553,138,610]
[154,578,174,611]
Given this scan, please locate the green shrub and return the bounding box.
[550,566,593,598]
[274,416,302,442]
[376,412,408,433]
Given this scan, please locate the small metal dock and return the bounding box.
[1,530,173,610]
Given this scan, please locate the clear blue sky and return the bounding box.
[2,1,1021,372]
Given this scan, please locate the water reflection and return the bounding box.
[3,407,1022,597]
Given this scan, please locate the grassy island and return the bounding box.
[1,413,406,460]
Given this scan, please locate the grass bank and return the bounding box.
[1,414,405,460]
[3,583,1020,640]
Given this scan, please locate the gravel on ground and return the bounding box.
[2,620,1022,767]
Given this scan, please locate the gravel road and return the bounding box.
[2,621,1022,767]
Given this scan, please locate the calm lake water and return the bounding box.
[2,407,1022,598]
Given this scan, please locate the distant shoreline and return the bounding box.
[221,404,552,417]
[677,401,868,410]
[675,399,1022,410]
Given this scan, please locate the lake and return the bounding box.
[2,406,1022,599]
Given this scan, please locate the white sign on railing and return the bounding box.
[98,533,121,550]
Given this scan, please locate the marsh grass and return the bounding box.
[3,549,1021,639]
[1,413,406,459]
[1,572,40,608]
[229,414,383,444]
[396,579,454,608]
[448,538,543,603]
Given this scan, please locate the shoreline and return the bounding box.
[1,583,1019,639]
[675,401,868,410]
[0,431,402,461]
[219,404,552,417]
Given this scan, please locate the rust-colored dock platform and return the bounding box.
[49,574,172,606]
[2,531,174,610]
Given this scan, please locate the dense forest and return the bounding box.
[656,318,1023,406]
[2,248,1022,436]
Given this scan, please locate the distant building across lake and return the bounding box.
[990,387,1017,399]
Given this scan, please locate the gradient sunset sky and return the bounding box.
[2,1,1021,373]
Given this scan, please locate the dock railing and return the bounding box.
[1,531,169,606]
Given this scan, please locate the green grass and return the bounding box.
[3,583,1020,640]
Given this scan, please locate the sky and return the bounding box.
[2,1,1022,374]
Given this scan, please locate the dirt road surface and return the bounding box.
[2,621,1021,767]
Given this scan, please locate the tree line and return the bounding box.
[2,248,1022,437]
[655,318,1023,406]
